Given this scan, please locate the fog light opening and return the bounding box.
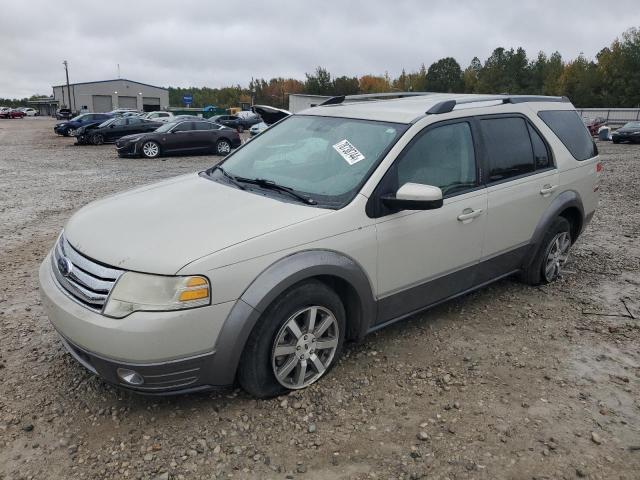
[116,368,144,386]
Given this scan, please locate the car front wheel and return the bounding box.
[65,128,75,137]
[91,133,104,145]
[141,141,160,158]
[237,281,346,398]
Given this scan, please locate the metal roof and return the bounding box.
[51,78,168,91]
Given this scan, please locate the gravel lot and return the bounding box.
[0,118,639,480]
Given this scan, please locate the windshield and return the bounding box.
[70,114,88,122]
[623,122,640,129]
[216,115,407,208]
[98,118,115,128]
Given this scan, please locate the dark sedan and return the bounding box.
[209,114,260,132]
[54,113,113,136]
[76,117,162,145]
[612,121,640,144]
[115,119,242,158]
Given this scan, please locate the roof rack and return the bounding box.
[319,92,431,106]
[426,95,570,115]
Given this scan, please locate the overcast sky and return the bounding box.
[2,0,638,98]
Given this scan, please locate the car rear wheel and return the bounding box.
[520,217,572,285]
[91,133,104,145]
[237,281,346,398]
[141,141,160,158]
[215,139,231,156]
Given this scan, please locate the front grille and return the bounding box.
[52,234,124,312]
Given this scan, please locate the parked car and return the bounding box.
[582,116,606,136]
[209,114,259,132]
[611,121,640,144]
[54,113,113,136]
[76,117,162,145]
[0,108,26,119]
[55,108,74,120]
[142,111,175,123]
[115,119,241,158]
[39,93,600,397]
[108,108,139,117]
[249,105,291,137]
[22,108,38,116]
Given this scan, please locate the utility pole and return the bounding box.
[63,60,73,111]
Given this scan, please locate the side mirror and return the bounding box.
[381,183,443,211]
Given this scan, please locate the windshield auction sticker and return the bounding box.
[333,139,366,165]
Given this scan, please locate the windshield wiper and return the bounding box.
[212,165,246,190]
[235,177,317,205]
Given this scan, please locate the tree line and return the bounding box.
[3,27,638,110]
[166,26,639,109]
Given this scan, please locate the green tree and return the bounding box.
[305,67,333,95]
[425,57,464,92]
[332,76,359,95]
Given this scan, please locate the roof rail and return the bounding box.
[319,91,431,106]
[426,95,570,115]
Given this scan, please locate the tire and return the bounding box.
[141,140,160,158]
[237,125,244,133]
[237,280,346,398]
[612,138,620,144]
[215,139,232,156]
[91,133,104,145]
[520,217,572,285]
[67,128,75,137]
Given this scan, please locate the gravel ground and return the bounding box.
[0,118,639,480]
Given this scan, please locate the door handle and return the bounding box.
[540,184,558,196]
[457,208,484,223]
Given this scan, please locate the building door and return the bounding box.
[92,95,113,113]
[118,96,137,109]
[142,97,160,112]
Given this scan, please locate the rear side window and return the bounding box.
[481,117,534,182]
[528,124,551,169]
[538,110,596,161]
[194,122,212,130]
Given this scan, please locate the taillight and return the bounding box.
[596,162,603,173]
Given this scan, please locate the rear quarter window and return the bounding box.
[538,110,596,161]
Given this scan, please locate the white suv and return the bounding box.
[39,93,600,397]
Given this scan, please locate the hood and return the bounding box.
[119,133,147,142]
[251,105,291,125]
[64,173,329,274]
[617,126,640,133]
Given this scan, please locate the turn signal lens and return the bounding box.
[179,288,209,301]
[596,162,603,173]
[186,277,208,287]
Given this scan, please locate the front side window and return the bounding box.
[395,122,477,196]
[172,122,193,132]
[217,115,407,208]
[538,110,596,161]
[481,117,535,182]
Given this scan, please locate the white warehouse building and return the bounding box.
[52,78,169,113]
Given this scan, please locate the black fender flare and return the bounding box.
[524,190,584,269]
[207,250,376,386]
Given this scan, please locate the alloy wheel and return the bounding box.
[217,141,231,155]
[271,306,339,389]
[142,141,159,158]
[544,231,571,282]
[67,128,75,136]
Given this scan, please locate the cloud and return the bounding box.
[1,0,638,98]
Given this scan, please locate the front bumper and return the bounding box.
[612,133,640,142]
[115,141,138,156]
[39,252,237,393]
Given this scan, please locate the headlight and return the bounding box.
[103,272,210,318]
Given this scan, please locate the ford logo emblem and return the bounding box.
[57,256,73,277]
